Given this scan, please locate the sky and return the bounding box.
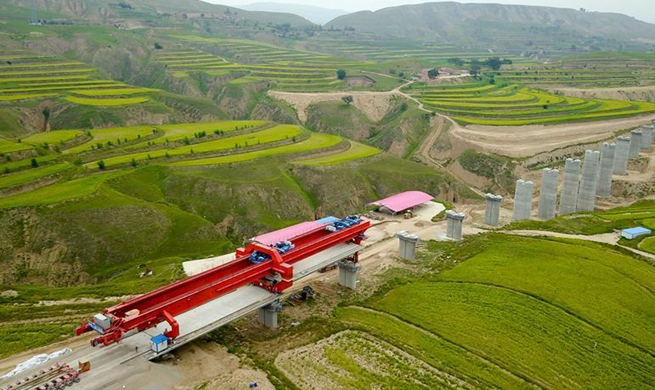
[206,0,655,23]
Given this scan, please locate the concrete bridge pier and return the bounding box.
[446,210,465,241]
[396,231,419,260]
[484,194,503,226]
[338,257,361,289]
[258,300,284,329]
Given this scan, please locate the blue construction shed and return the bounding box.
[150,334,169,353]
[621,227,652,240]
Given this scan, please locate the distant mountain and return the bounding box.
[238,2,347,25]
[327,2,655,51]
[11,0,314,26]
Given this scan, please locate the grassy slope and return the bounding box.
[278,233,655,389]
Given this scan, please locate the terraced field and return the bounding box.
[159,37,365,91]
[495,52,655,87]
[406,81,655,125]
[0,120,380,205]
[0,50,155,106]
[313,40,507,63]
[157,35,402,92]
[295,141,380,166]
[279,234,655,389]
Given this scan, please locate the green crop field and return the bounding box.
[64,126,156,154]
[0,172,123,209]
[295,141,380,166]
[0,163,74,190]
[23,130,86,146]
[64,96,151,106]
[0,137,33,154]
[0,121,375,213]
[278,234,655,389]
[157,36,412,92]
[90,124,303,167]
[406,82,655,125]
[496,52,655,87]
[171,132,342,166]
[0,50,157,107]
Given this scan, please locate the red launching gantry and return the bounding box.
[76,216,370,347]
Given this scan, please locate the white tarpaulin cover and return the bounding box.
[1,348,72,378]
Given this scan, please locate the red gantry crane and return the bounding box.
[76,216,370,347]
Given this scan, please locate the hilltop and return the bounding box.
[238,2,348,25]
[327,2,655,51]
[3,0,314,26]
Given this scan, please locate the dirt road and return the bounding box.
[449,114,655,157]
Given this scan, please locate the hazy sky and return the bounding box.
[207,0,655,23]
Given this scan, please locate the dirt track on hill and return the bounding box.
[269,89,400,122]
[546,85,655,103]
[450,114,655,157]
[272,81,655,159]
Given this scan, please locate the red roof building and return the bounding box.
[369,191,434,214]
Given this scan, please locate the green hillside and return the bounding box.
[327,2,655,51]
[271,233,655,389]
[4,0,314,26]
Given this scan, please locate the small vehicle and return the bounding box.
[249,251,270,264]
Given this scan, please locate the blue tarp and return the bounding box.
[316,216,339,224]
[150,334,168,344]
[623,227,652,235]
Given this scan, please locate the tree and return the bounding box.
[153,42,163,50]
[336,69,346,80]
[131,158,137,167]
[484,57,502,70]
[97,160,106,170]
[342,95,353,105]
[469,63,481,77]
[30,158,38,168]
[427,68,438,79]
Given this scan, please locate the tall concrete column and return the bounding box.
[337,258,360,289]
[641,126,653,150]
[629,130,642,158]
[445,210,465,240]
[614,136,630,175]
[484,194,503,226]
[396,231,419,260]
[512,179,534,220]
[559,159,581,215]
[596,142,616,197]
[576,150,600,211]
[537,168,559,220]
[258,300,283,329]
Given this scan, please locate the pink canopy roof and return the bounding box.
[252,221,325,246]
[369,191,434,213]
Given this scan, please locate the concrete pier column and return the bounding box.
[537,168,559,220]
[596,142,616,197]
[614,136,630,175]
[577,150,600,212]
[512,179,534,220]
[484,193,503,226]
[396,231,419,260]
[629,130,642,158]
[641,126,653,150]
[559,158,581,215]
[445,210,465,240]
[337,258,361,289]
[258,300,283,329]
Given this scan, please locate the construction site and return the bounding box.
[3,118,655,388]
